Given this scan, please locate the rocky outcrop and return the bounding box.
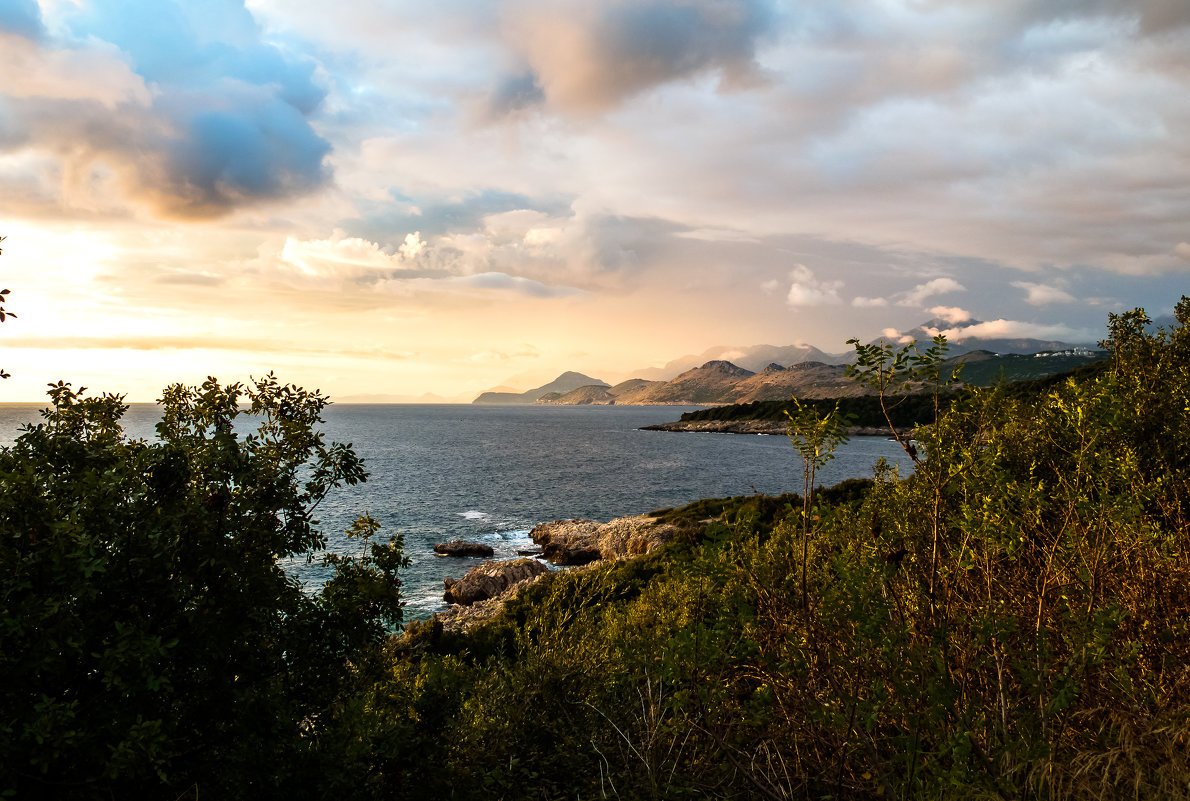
[433,540,495,557]
[530,515,679,565]
[442,558,550,605]
[414,516,680,636]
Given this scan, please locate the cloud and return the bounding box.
[450,271,582,298]
[878,327,914,344]
[786,264,842,306]
[0,0,44,39]
[485,71,546,118]
[280,230,423,278]
[852,296,888,308]
[1012,281,1077,305]
[468,345,541,363]
[278,227,585,299]
[0,32,151,109]
[928,306,972,324]
[930,319,1096,344]
[3,333,413,359]
[896,278,965,307]
[1014,0,1190,36]
[500,0,771,114]
[0,0,331,218]
[1177,243,1190,261]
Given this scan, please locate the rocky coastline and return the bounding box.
[641,419,913,437]
[428,514,679,634]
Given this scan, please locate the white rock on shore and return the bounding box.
[442,557,549,606]
[530,514,679,565]
[421,514,680,636]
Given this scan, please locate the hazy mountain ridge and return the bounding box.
[629,343,849,381]
[473,371,609,405]
[474,321,1101,406]
[487,360,873,407]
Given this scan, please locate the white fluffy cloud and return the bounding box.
[277,228,584,299]
[852,296,888,308]
[0,32,151,109]
[786,264,843,306]
[5,0,1190,400]
[280,230,420,277]
[1012,281,1077,305]
[896,278,966,307]
[928,306,972,324]
[932,319,1094,343]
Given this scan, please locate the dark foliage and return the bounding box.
[361,299,1190,801]
[678,392,953,428]
[0,376,407,800]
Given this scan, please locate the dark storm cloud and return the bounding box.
[1013,0,1190,35]
[0,0,331,218]
[500,0,774,113]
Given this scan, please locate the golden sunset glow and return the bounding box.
[2,2,1189,401]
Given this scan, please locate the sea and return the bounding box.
[0,403,912,621]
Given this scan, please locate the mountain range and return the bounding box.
[534,360,866,406]
[891,317,1083,356]
[628,343,848,381]
[472,319,1102,405]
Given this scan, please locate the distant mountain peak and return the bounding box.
[553,370,606,383]
[473,370,608,405]
[628,343,849,382]
[694,360,754,376]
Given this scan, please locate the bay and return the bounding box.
[0,403,912,620]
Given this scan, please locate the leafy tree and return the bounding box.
[0,375,407,799]
[846,332,952,463]
[785,397,850,612]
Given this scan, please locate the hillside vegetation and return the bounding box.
[371,301,1190,799]
[2,301,1187,800]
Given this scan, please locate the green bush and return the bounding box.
[0,376,407,800]
[366,298,1190,800]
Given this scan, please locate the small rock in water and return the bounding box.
[433,540,495,557]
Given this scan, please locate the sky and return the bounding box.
[1,0,1188,402]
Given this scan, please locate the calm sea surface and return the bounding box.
[0,403,912,620]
